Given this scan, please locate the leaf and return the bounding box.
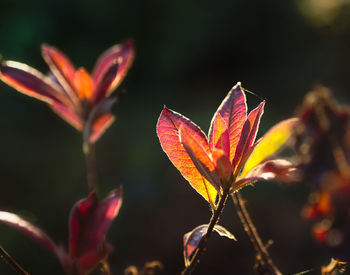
[41,44,79,104]
[183,224,236,267]
[179,124,220,190]
[83,188,122,252]
[240,118,299,178]
[233,101,265,172]
[0,211,57,255]
[92,39,134,96]
[50,101,83,131]
[0,60,68,105]
[84,97,117,143]
[209,82,247,162]
[233,159,297,191]
[93,61,119,103]
[209,113,230,158]
[212,149,232,183]
[157,107,217,204]
[69,191,99,258]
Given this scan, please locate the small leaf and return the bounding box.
[93,61,119,103]
[183,224,236,267]
[74,68,94,100]
[213,224,237,241]
[233,101,265,173]
[209,113,230,158]
[92,39,134,96]
[157,107,217,204]
[240,118,299,178]
[0,211,57,255]
[84,97,117,143]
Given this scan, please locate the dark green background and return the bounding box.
[0,0,350,274]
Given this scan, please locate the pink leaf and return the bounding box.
[209,82,247,162]
[233,159,298,191]
[0,211,57,255]
[92,39,134,96]
[0,60,68,105]
[209,113,230,158]
[233,101,265,172]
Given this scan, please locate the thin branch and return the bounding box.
[0,245,29,275]
[232,192,282,275]
[181,193,228,275]
[83,140,98,192]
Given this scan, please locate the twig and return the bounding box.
[83,140,98,192]
[181,193,228,275]
[232,192,282,275]
[0,245,29,275]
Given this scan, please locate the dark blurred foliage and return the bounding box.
[295,86,350,256]
[1,0,350,274]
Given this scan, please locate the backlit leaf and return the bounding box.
[0,60,67,105]
[42,44,79,104]
[157,107,217,205]
[0,211,57,255]
[240,118,299,178]
[209,82,247,162]
[92,39,134,96]
[183,224,236,267]
[233,101,265,172]
[179,124,220,190]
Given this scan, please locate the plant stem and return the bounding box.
[181,193,228,275]
[83,140,98,192]
[0,245,29,275]
[232,192,282,275]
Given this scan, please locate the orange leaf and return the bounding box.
[42,44,79,104]
[209,113,230,158]
[179,124,220,190]
[74,68,94,100]
[157,107,217,205]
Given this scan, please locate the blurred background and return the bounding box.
[0,0,350,274]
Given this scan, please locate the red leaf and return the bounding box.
[157,107,217,204]
[0,211,57,255]
[76,242,113,275]
[209,82,247,162]
[0,60,68,105]
[233,101,265,172]
[212,149,233,183]
[69,188,122,260]
[92,39,134,96]
[74,68,94,100]
[69,191,98,259]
